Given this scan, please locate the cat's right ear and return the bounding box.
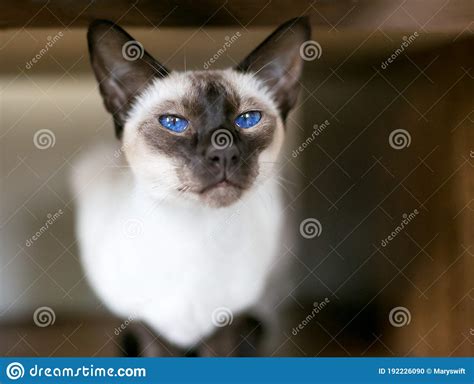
[87,20,169,138]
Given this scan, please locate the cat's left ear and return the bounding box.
[236,17,311,119]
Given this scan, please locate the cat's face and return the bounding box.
[124,70,283,207]
[88,18,310,207]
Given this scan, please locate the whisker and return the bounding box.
[276,175,298,187]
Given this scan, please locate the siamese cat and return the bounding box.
[72,17,310,356]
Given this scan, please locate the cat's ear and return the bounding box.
[87,20,169,138]
[236,17,311,119]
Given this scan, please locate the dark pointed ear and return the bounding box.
[236,17,311,120]
[87,20,169,138]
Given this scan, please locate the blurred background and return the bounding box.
[0,0,472,356]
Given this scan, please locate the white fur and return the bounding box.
[72,69,285,348]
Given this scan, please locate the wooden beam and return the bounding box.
[387,38,474,356]
[1,0,472,32]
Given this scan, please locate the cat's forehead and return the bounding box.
[176,71,241,116]
[134,69,278,118]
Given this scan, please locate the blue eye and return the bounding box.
[235,111,262,129]
[158,115,189,133]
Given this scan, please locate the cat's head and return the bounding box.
[87,18,310,207]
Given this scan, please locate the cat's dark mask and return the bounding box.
[87,18,311,207]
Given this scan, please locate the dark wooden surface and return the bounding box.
[0,305,388,357]
[297,36,473,357]
[1,0,472,31]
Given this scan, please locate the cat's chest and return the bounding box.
[77,179,283,346]
[87,196,280,316]
[104,214,257,285]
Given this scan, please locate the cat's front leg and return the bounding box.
[198,314,265,357]
[120,315,264,357]
[121,322,198,357]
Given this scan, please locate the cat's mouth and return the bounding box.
[195,177,245,207]
[199,179,242,195]
[176,170,252,207]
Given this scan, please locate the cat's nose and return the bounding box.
[205,144,240,171]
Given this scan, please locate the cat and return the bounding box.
[72,17,310,356]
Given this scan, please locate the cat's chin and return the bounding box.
[143,182,244,208]
[198,183,243,208]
